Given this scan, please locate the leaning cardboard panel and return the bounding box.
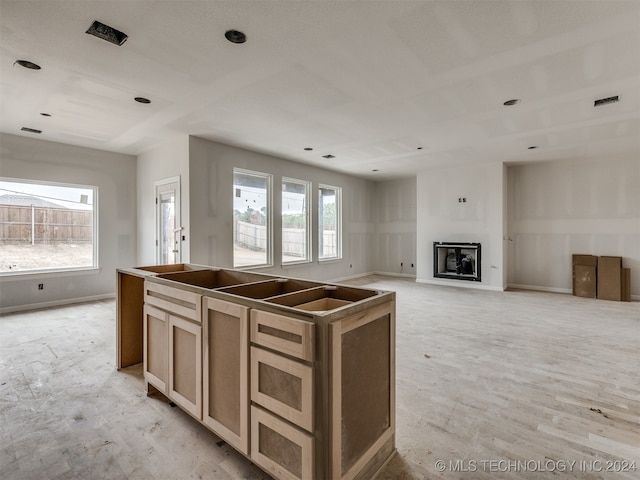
[597,256,622,301]
[622,268,631,302]
[572,254,598,298]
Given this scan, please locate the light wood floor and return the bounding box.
[1,276,638,479]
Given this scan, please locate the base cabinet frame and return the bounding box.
[127,268,396,480]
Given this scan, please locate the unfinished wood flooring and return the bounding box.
[1,276,638,479]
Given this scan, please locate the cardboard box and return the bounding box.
[597,256,622,301]
[572,254,597,298]
[572,254,598,267]
[622,268,631,302]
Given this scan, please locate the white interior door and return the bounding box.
[155,177,181,264]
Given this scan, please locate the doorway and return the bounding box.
[155,176,181,264]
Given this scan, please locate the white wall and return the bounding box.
[136,136,189,265]
[416,162,505,290]
[507,155,640,296]
[0,134,137,312]
[188,137,376,281]
[374,178,417,276]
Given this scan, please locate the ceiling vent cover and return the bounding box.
[21,127,42,134]
[594,95,619,107]
[86,21,128,46]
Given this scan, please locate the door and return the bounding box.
[155,177,181,264]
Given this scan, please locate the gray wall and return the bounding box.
[0,134,137,312]
[136,136,190,265]
[188,137,376,281]
[507,155,640,296]
[373,178,417,276]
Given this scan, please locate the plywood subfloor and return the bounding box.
[1,276,638,479]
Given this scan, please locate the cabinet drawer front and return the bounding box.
[251,406,314,480]
[251,310,314,361]
[144,281,202,322]
[251,347,313,432]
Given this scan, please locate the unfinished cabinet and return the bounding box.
[169,314,202,419]
[143,280,202,408]
[121,267,396,480]
[202,297,250,454]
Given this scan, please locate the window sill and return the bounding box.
[0,266,101,282]
[318,257,343,265]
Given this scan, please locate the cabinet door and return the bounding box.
[202,297,250,454]
[168,315,202,419]
[143,304,168,393]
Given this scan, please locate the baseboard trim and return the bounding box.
[506,283,572,294]
[416,278,504,292]
[0,293,116,315]
[329,272,376,282]
[373,271,417,279]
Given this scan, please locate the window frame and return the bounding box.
[318,184,342,261]
[0,177,99,276]
[281,177,311,266]
[232,168,273,269]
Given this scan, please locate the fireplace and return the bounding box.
[433,242,481,282]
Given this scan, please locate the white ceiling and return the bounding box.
[1,0,639,180]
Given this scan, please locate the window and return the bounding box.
[0,178,97,274]
[282,178,310,264]
[318,185,341,260]
[233,169,272,268]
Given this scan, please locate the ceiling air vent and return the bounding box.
[21,127,42,134]
[86,20,128,46]
[594,95,619,107]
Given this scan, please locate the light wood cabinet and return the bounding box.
[122,266,395,480]
[202,297,250,454]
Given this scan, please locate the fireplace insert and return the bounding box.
[433,242,481,282]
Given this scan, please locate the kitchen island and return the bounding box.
[117,265,395,480]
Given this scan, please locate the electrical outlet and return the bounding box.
[349,264,353,268]
[38,283,44,290]
[400,262,403,267]
[411,263,414,268]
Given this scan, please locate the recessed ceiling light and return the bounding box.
[40,113,52,117]
[21,127,42,134]
[528,146,538,149]
[304,147,313,151]
[134,97,151,104]
[86,20,128,46]
[14,60,41,70]
[322,154,335,159]
[372,169,379,172]
[225,30,247,44]
[503,99,521,106]
[417,147,423,150]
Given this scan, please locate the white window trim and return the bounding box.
[233,168,273,269]
[318,184,342,261]
[0,177,99,276]
[282,177,311,266]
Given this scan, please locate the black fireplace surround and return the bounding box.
[433,242,481,282]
